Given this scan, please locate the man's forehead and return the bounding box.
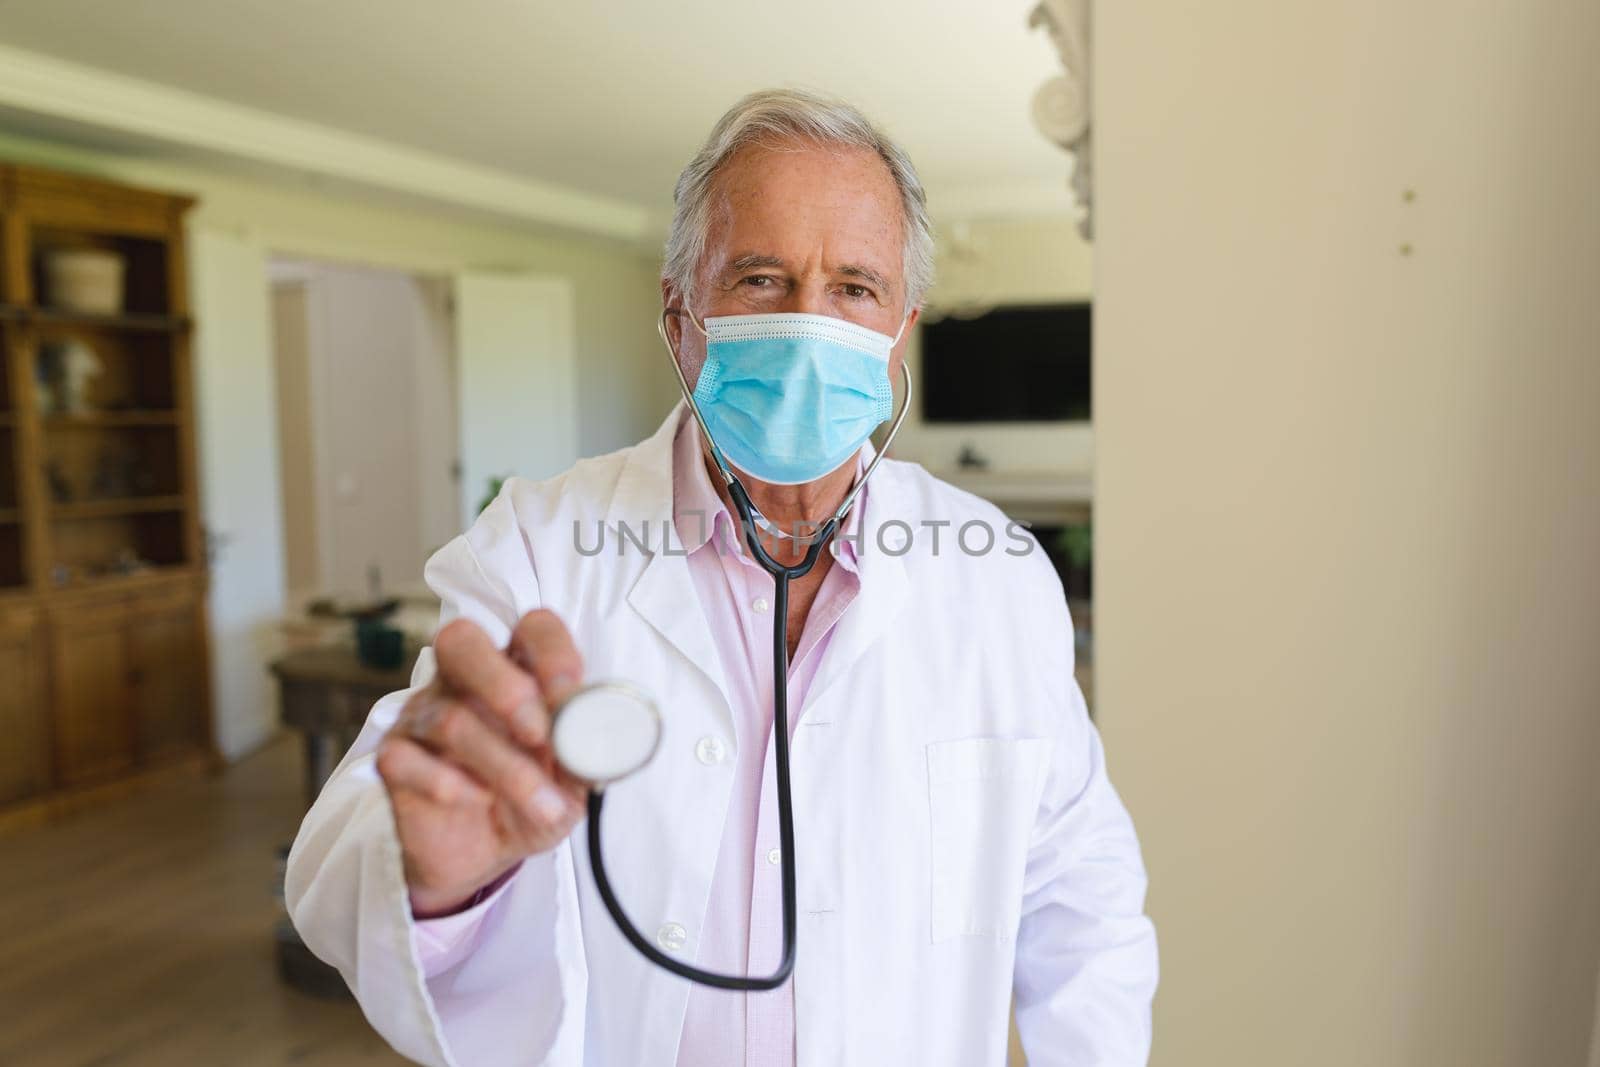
[704,155,902,280]
[708,143,901,231]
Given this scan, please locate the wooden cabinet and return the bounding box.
[0,163,213,815]
[48,578,208,786]
[0,605,51,804]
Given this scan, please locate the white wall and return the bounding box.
[454,273,578,522]
[1095,1,1600,1064]
[189,229,287,760]
[893,215,1095,475]
[411,276,462,560]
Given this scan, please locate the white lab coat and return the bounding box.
[286,406,1157,1067]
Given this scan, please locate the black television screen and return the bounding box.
[920,302,1091,422]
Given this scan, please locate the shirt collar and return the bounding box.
[670,409,870,571]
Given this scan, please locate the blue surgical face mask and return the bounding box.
[681,310,907,485]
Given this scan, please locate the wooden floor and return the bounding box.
[0,731,1033,1067]
[0,733,409,1066]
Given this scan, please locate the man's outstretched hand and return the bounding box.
[377,610,589,916]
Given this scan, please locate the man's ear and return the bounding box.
[902,304,922,338]
[660,278,684,353]
[660,281,710,389]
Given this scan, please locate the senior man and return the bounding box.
[287,89,1157,1067]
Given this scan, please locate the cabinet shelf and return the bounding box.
[0,305,188,333]
[49,495,187,521]
[46,562,200,596]
[33,309,191,333]
[43,410,181,429]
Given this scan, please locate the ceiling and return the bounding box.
[0,0,1071,228]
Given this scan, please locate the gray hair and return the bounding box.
[663,88,935,312]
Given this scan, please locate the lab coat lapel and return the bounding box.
[618,405,736,736]
[803,459,911,712]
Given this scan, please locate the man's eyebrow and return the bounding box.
[718,254,895,295]
[839,263,894,294]
[721,253,787,275]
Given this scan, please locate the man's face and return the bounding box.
[665,140,920,388]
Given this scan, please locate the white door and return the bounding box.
[270,260,462,600]
[300,264,425,599]
[453,273,577,522]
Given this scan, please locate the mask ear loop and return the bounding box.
[656,305,916,539]
[658,306,737,489]
[889,310,911,347]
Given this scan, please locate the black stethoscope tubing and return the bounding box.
[585,475,835,991]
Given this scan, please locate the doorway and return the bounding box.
[267,258,459,605]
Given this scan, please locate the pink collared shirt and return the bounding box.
[670,417,865,1067]
[413,415,867,1067]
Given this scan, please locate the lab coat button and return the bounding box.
[657,922,687,952]
[752,596,771,614]
[767,848,781,866]
[695,736,727,765]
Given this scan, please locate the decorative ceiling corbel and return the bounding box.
[1028,0,1093,240]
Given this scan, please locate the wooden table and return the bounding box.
[271,643,419,807]
[269,642,419,997]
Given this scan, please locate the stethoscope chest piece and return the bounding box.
[551,682,662,786]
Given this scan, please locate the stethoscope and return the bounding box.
[545,305,913,990]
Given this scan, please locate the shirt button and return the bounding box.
[695,736,727,765]
[767,847,782,866]
[752,596,771,614]
[657,922,687,952]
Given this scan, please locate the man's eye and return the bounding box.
[841,284,872,299]
[742,275,774,288]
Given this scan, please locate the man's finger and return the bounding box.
[432,618,548,745]
[406,696,577,833]
[375,735,490,808]
[507,609,585,709]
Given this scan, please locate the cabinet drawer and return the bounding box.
[51,610,136,786]
[126,580,200,619]
[130,604,206,760]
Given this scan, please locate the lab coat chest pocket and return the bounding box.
[925,737,1051,943]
